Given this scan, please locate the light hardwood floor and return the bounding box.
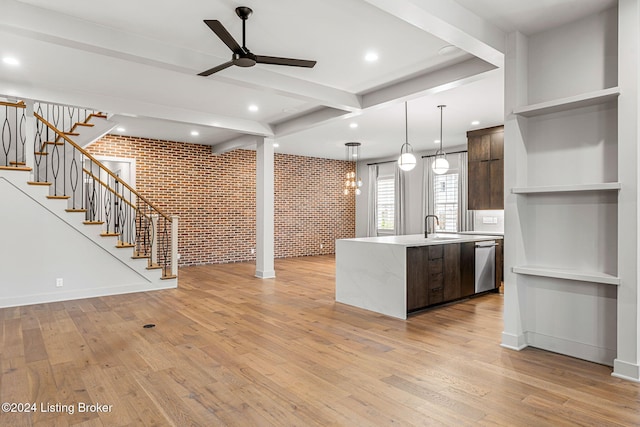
[1,255,639,426]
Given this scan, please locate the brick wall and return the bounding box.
[88,135,355,266]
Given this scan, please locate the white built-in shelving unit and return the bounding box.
[510,87,621,286]
[501,5,629,369]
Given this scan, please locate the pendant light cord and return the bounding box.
[437,104,446,156]
[405,102,408,144]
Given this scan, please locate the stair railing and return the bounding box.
[0,100,27,170]
[30,105,177,279]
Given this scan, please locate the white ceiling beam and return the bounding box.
[361,0,505,67]
[211,135,260,154]
[0,80,274,136]
[273,108,355,137]
[361,57,498,109]
[274,58,497,137]
[211,69,362,112]
[0,0,361,112]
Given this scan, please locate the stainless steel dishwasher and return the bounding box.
[475,241,497,293]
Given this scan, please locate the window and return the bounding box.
[433,173,458,232]
[376,175,395,233]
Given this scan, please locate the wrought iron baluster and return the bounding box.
[34,104,45,183]
[2,105,11,167]
[51,138,60,196]
[160,217,170,276]
[104,174,112,233]
[69,145,79,209]
[19,107,26,166]
[114,176,121,238]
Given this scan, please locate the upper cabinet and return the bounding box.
[467,125,504,210]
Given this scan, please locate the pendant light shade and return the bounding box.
[432,104,449,175]
[398,102,416,171]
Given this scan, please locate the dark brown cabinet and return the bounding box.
[407,242,476,313]
[467,126,504,210]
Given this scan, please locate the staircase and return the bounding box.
[0,99,178,308]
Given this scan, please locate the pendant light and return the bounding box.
[432,104,449,175]
[344,142,363,195]
[398,102,416,171]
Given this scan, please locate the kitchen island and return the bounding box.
[336,234,502,319]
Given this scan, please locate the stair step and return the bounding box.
[83,220,104,224]
[47,195,71,200]
[116,243,135,248]
[34,152,49,156]
[63,132,80,136]
[89,113,108,119]
[100,232,120,237]
[0,165,32,171]
[28,181,52,186]
[161,275,178,280]
[45,141,65,146]
[132,254,150,259]
[66,208,87,213]
[74,122,95,127]
[146,264,162,270]
[10,161,26,166]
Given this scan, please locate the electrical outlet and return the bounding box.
[320,244,324,249]
[251,248,255,254]
[56,278,63,287]
[177,253,181,260]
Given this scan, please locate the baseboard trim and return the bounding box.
[526,331,615,366]
[0,280,177,308]
[501,331,528,350]
[612,359,640,382]
[255,270,276,279]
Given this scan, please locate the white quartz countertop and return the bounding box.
[339,233,502,247]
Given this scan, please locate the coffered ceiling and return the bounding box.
[0,0,617,160]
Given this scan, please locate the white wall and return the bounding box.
[0,173,173,307]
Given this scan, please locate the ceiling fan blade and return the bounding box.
[203,20,243,54]
[198,61,234,76]
[255,55,316,68]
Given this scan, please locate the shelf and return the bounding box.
[511,182,621,194]
[512,266,620,285]
[513,87,620,117]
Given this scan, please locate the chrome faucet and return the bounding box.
[425,215,439,238]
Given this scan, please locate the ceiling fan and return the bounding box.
[198,6,317,76]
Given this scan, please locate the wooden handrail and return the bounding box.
[0,100,26,108]
[82,168,137,210]
[34,112,171,221]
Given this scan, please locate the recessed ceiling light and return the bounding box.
[349,123,358,129]
[248,104,259,112]
[116,127,126,132]
[471,120,480,125]
[434,139,440,144]
[2,57,19,66]
[191,130,199,136]
[438,45,460,56]
[364,52,378,62]
[273,142,280,148]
